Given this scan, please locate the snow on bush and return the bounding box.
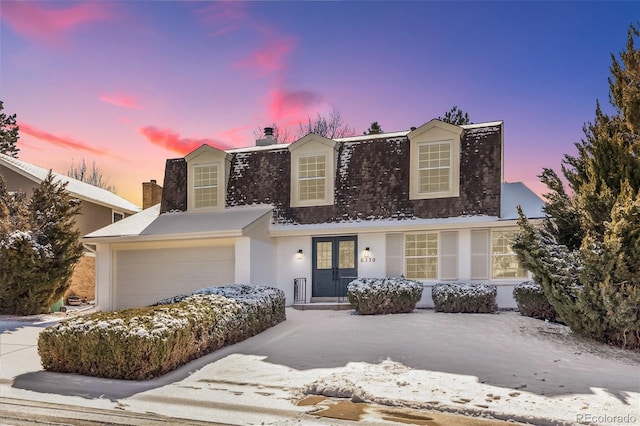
[347,278,423,315]
[513,281,558,322]
[432,283,497,313]
[38,285,285,380]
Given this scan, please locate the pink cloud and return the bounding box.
[0,2,112,46]
[234,35,297,77]
[139,127,230,155]
[268,88,324,122]
[99,93,141,109]
[19,122,119,158]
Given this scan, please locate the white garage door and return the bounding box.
[115,245,234,310]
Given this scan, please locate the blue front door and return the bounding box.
[312,236,358,297]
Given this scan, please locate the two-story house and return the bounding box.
[84,119,544,311]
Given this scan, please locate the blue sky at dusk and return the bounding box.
[1,1,637,205]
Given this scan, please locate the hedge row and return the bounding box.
[432,283,497,313]
[347,278,422,315]
[38,285,285,380]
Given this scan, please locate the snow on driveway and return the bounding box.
[1,308,639,425]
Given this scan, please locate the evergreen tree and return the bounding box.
[513,23,640,348]
[439,106,471,125]
[0,101,20,158]
[364,121,383,135]
[0,172,83,315]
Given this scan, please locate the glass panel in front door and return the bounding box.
[338,240,355,269]
[316,241,333,269]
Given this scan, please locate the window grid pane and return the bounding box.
[491,231,527,278]
[316,242,333,269]
[418,143,451,193]
[194,164,218,208]
[299,155,326,201]
[338,241,355,269]
[405,233,438,279]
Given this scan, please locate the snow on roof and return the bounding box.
[500,182,544,220]
[0,153,140,213]
[460,121,503,129]
[270,214,504,236]
[84,204,273,241]
[224,121,503,154]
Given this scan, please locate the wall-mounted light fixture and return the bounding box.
[296,249,303,260]
[361,247,375,263]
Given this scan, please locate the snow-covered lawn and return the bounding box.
[1,308,638,425]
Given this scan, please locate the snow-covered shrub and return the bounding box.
[347,278,422,315]
[432,283,497,313]
[513,281,558,322]
[38,285,285,380]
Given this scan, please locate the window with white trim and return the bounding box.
[491,231,527,278]
[298,154,326,202]
[185,144,230,212]
[418,141,451,194]
[193,163,219,209]
[408,120,462,200]
[405,233,438,279]
[112,211,124,223]
[288,134,337,207]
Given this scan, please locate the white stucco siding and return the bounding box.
[114,245,234,310]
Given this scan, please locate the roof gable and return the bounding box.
[288,133,339,152]
[0,153,140,213]
[185,144,232,162]
[407,119,464,140]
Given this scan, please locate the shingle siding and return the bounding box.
[160,158,187,213]
[159,123,502,222]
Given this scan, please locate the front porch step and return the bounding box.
[291,302,353,311]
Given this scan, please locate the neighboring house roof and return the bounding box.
[0,153,140,213]
[500,182,545,220]
[84,204,273,242]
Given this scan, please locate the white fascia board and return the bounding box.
[82,229,244,245]
[269,216,525,237]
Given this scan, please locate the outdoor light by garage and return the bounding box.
[296,249,303,260]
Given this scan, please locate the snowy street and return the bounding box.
[1,308,638,425]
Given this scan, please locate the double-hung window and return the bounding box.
[193,163,219,209]
[418,142,451,194]
[298,154,326,202]
[288,134,337,207]
[491,231,527,278]
[405,233,438,279]
[408,120,462,200]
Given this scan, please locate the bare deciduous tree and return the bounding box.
[297,108,356,139]
[67,159,116,193]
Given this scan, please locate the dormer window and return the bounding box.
[418,141,451,193]
[298,154,326,202]
[409,119,463,200]
[185,144,231,212]
[288,134,338,207]
[193,163,219,209]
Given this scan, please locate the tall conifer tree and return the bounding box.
[513,23,640,348]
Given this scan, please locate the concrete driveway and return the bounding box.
[1,308,638,425]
